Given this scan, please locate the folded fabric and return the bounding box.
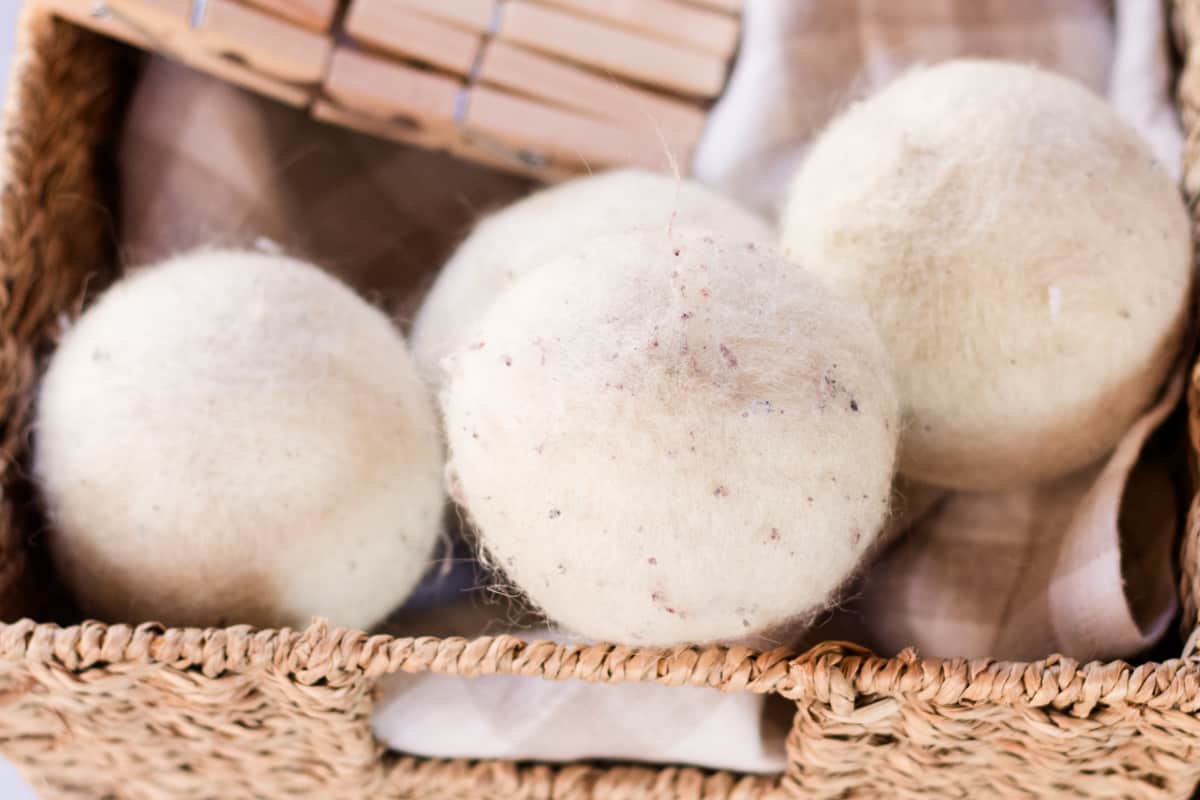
[372,625,788,774]
[854,371,1182,661]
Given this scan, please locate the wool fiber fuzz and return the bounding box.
[411,168,772,389]
[443,228,899,646]
[35,249,444,630]
[781,59,1193,491]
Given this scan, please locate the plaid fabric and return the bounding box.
[849,372,1181,662]
[119,57,531,327]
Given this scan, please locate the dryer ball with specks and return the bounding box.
[412,168,772,390]
[443,228,899,646]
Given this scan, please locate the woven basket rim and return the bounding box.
[3,617,1199,714]
[378,753,787,796]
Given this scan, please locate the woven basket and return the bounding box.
[4,3,1200,799]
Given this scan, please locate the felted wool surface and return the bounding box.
[35,249,444,630]
[781,59,1193,490]
[442,228,899,646]
[410,168,773,389]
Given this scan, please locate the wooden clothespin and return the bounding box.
[84,0,191,45]
[322,43,689,177]
[344,0,708,149]
[497,1,727,99]
[464,84,687,173]
[680,0,744,13]
[536,0,739,59]
[379,0,729,98]
[378,0,496,34]
[476,41,706,149]
[45,0,742,179]
[42,0,315,105]
[37,0,160,48]
[82,0,331,85]
[323,47,459,133]
[344,3,481,76]
[240,0,339,32]
[188,0,331,84]
[179,35,313,105]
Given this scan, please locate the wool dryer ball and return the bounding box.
[411,168,772,389]
[781,59,1193,491]
[34,249,444,630]
[443,228,899,646]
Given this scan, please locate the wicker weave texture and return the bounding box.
[2,4,1200,799]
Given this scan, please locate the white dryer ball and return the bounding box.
[781,59,1193,490]
[35,249,444,630]
[443,228,899,646]
[411,168,772,389]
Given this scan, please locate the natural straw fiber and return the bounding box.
[3,3,1200,798]
[0,9,132,625]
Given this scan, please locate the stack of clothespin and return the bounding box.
[47,0,742,179]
